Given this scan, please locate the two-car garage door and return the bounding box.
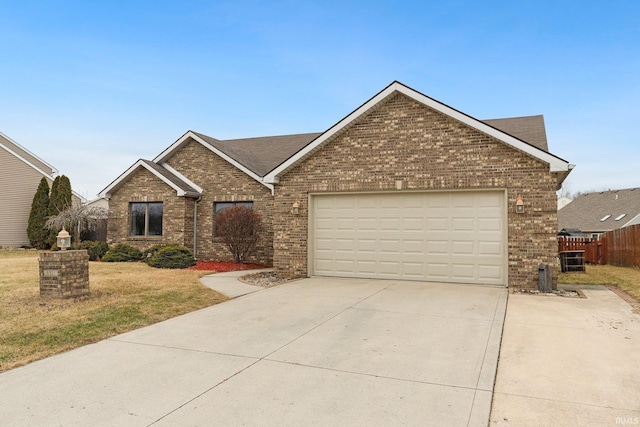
[310,191,506,286]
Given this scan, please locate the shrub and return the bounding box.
[79,241,110,261]
[215,206,264,263]
[102,244,143,262]
[142,244,178,264]
[146,245,196,269]
[27,177,50,249]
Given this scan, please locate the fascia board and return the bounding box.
[72,191,87,204]
[622,213,640,228]
[161,163,204,193]
[152,130,192,164]
[99,160,187,198]
[264,81,571,182]
[0,140,58,179]
[263,84,398,183]
[393,85,572,173]
[153,131,273,192]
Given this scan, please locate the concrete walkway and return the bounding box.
[198,268,271,298]
[490,285,640,426]
[0,273,507,426]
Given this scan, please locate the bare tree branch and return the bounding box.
[45,205,108,247]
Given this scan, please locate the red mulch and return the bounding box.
[187,260,269,272]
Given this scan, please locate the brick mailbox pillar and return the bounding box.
[39,250,90,298]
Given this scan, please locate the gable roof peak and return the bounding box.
[98,158,201,199]
[263,80,572,184]
[0,131,58,178]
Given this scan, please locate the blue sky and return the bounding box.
[1,0,638,199]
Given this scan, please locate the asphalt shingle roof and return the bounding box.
[140,160,201,197]
[192,131,322,177]
[188,115,548,178]
[483,115,548,152]
[558,188,640,233]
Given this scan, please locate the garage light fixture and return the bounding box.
[516,196,525,214]
[292,200,300,215]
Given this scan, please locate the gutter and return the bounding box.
[193,195,202,259]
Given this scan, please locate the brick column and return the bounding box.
[39,250,90,298]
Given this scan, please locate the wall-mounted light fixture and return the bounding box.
[516,196,525,214]
[292,200,300,215]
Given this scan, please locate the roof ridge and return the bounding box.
[219,132,322,142]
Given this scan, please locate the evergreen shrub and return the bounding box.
[102,244,143,262]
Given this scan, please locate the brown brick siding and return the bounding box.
[163,139,273,265]
[107,168,192,251]
[107,142,274,265]
[273,93,559,288]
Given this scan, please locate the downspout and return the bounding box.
[193,196,202,259]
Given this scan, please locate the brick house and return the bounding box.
[100,81,573,288]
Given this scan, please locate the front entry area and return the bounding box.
[310,190,507,285]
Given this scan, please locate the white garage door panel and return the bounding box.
[311,191,506,285]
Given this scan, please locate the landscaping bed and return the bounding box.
[187,260,268,272]
[239,271,298,288]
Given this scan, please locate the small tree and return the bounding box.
[215,206,264,263]
[45,205,108,248]
[27,178,51,249]
[46,176,73,247]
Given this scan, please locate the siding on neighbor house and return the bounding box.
[273,93,559,289]
[0,148,54,247]
[164,138,274,265]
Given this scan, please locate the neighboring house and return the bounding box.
[557,196,572,210]
[558,188,640,238]
[0,132,84,247]
[100,81,572,288]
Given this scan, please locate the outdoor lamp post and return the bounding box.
[57,228,71,251]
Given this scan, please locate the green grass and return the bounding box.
[559,264,640,302]
[0,249,227,372]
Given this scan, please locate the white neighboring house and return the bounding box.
[0,132,83,247]
[85,197,108,210]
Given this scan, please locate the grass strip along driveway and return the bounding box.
[0,250,227,373]
[559,264,640,302]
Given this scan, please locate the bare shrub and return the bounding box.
[215,206,264,263]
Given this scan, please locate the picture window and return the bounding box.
[129,202,163,236]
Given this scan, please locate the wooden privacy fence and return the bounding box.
[558,224,640,268]
[604,224,640,268]
[558,237,605,265]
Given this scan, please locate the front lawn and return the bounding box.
[0,249,227,372]
[559,264,640,302]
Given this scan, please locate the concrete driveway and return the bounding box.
[0,277,507,426]
[490,285,640,426]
